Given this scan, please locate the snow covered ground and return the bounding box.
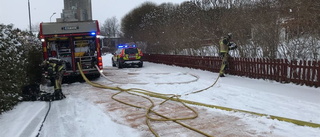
[0,54,319,137]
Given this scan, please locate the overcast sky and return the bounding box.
[0,0,186,31]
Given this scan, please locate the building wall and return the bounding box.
[57,0,92,22]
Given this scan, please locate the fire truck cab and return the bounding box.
[39,20,103,80]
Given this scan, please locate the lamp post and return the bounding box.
[50,12,56,22]
[28,0,32,33]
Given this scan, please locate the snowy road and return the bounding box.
[0,54,319,137]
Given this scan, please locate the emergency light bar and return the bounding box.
[117,44,136,49]
[117,44,127,49]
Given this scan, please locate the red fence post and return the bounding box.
[306,61,310,86]
[242,58,246,77]
[298,61,303,85]
[251,58,255,78]
[254,58,258,79]
[277,59,281,82]
[257,58,261,79]
[310,61,320,87]
[302,61,306,85]
[266,58,270,80]
[280,59,286,83]
[233,57,239,75]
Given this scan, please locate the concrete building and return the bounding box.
[56,0,92,22]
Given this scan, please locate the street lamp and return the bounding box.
[28,0,32,33]
[50,12,56,22]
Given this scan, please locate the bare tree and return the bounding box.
[101,16,120,38]
[120,0,320,60]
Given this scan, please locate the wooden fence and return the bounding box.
[144,54,320,87]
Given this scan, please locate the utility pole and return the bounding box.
[28,0,32,33]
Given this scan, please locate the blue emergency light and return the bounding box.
[117,44,128,49]
[118,45,124,48]
[117,44,137,49]
[90,32,96,36]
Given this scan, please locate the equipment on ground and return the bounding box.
[21,84,65,101]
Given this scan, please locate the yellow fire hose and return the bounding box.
[78,63,320,137]
[78,63,213,137]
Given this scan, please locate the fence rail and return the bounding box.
[144,54,320,87]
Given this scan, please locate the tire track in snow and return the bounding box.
[18,102,48,137]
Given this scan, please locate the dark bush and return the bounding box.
[0,24,42,114]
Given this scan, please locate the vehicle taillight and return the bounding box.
[98,57,103,70]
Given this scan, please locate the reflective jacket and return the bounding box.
[219,37,230,53]
[41,58,65,79]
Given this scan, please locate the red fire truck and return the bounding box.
[39,20,103,79]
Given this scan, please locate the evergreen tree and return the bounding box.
[0,24,42,114]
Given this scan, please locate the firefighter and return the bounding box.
[219,33,237,77]
[41,58,66,100]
